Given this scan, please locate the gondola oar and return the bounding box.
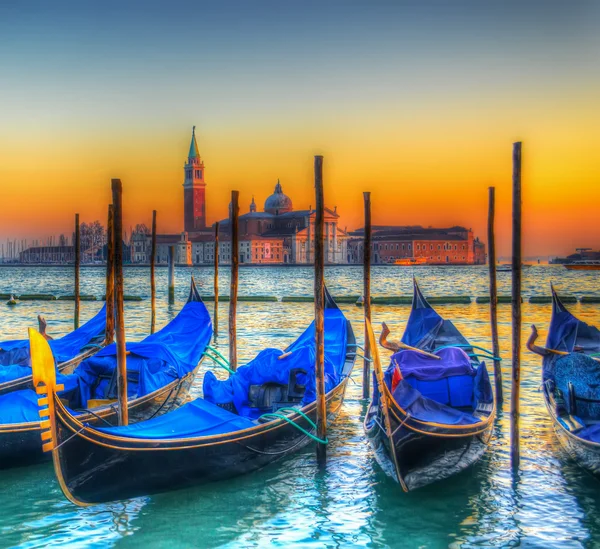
[379,322,440,360]
[366,318,408,491]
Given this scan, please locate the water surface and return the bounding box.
[0,265,598,548]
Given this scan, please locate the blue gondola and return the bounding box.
[0,305,108,396]
[364,279,496,491]
[0,277,212,469]
[31,289,355,505]
[529,287,600,475]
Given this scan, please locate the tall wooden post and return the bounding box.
[168,245,175,305]
[363,192,372,399]
[314,155,327,465]
[111,179,128,426]
[214,221,220,338]
[105,205,115,344]
[150,210,157,334]
[488,187,503,404]
[510,142,522,467]
[229,192,239,372]
[74,213,80,330]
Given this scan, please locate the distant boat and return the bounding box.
[395,257,427,266]
[564,261,600,271]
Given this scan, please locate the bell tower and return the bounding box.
[183,126,206,232]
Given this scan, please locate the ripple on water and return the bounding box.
[0,265,598,548]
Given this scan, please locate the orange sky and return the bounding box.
[1,2,599,257]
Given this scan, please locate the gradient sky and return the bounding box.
[1,0,599,256]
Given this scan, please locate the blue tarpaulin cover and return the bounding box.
[374,279,491,425]
[96,304,349,439]
[0,298,211,426]
[203,307,348,419]
[391,347,473,381]
[0,305,107,380]
[75,300,212,405]
[98,397,255,439]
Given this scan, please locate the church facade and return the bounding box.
[130,127,350,265]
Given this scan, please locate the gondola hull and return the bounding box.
[51,377,350,505]
[365,399,493,491]
[0,366,198,469]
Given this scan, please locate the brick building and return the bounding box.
[348,226,485,265]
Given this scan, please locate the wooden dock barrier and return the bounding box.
[314,155,327,465]
[476,296,514,304]
[229,191,239,373]
[363,191,372,399]
[529,295,577,304]
[488,186,503,404]
[57,295,97,301]
[510,142,522,467]
[112,178,128,426]
[74,213,80,329]
[150,210,157,334]
[581,296,600,304]
[18,294,57,301]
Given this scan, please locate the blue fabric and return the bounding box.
[554,354,600,419]
[473,362,493,405]
[391,380,482,425]
[0,305,107,371]
[203,307,348,419]
[97,397,255,439]
[401,282,443,348]
[547,291,600,355]
[390,347,474,381]
[577,423,600,443]
[0,373,80,426]
[74,300,212,405]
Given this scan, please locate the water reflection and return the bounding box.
[0,266,598,547]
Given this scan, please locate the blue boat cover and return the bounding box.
[0,373,80,425]
[203,307,348,419]
[391,347,473,381]
[372,279,493,425]
[74,300,212,405]
[0,305,107,381]
[97,397,255,439]
[0,298,212,426]
[391,380,482,425]
[546,289,600,355]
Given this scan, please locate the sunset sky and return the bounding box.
[1,0,599,257]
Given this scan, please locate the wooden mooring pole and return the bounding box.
[314,155,327,465]
[168,245,175,305]
[363,192,372,399]
[105,205,115,344]
[510,142,522,467]
[74,213,80,329]
[111,179,128,426]
[488,187,503,404]
[150,210,157,334]
[214,221,219,338]
[229,191,239,372]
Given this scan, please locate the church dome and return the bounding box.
[264,180,293,215]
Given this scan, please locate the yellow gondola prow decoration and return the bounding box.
[29,328,63,452]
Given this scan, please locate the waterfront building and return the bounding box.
[347,226,485,265]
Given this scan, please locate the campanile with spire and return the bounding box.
[183,126,206,232]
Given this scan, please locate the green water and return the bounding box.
[0,265,598,548]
